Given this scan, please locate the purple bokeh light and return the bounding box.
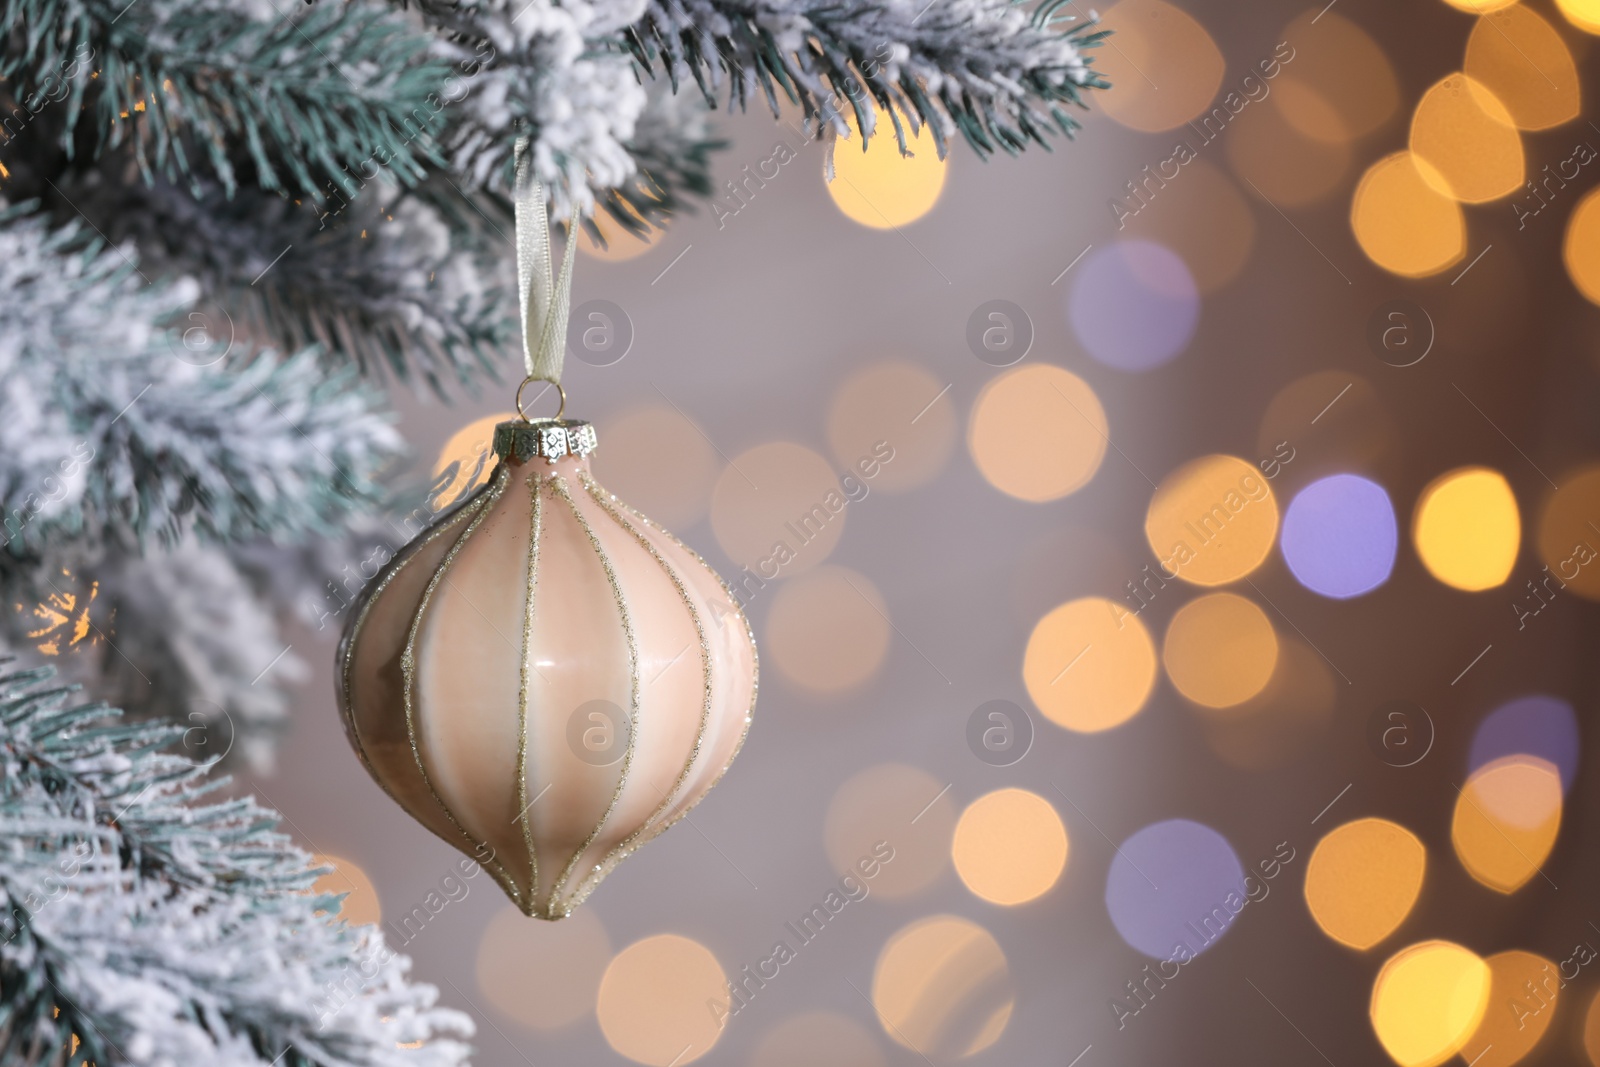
[1470,694,1580,794]
[1106,819,1246,959]
[1280,474,1398,599]
[1067,240,1199,371]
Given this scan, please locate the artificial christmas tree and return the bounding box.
[0,0,1105,1060]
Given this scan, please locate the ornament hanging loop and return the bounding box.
[515,375,567,422]
[513,133,578,389]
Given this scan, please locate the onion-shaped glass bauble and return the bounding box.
[336,417,757,918]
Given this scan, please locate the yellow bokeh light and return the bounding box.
[310,854,382,926]
[432,412,515,510]
[1439,0,1518,15]
[596,934,728,1066]
[1586,990,1600,1065]
[1351,152,1466,277]
[1413,467,1520,592]
[951,789,1069,906]
[579,206,662,263]
[1465,8,1580,130]
[765,565,891,694]
[968,364,1108,503]
[828,114,946,229]
[1370,941,1491,1067]
[827,361,955,493]
[1095,0,1225,133]
[20,570,103,657]
[1564,186,1600,305]
[709,441,846,577]
[579,195,665,265]
[1537,464,1600,600]
[1556,0,1600,35]
[1458,950,1560,1067]
[1023,597,1157,733]
[593,404,718,529]
[1452,755,1562,894]
[1303,818,1425,950]
[825,764,955,900]
[1162,593,1278,708]
[1410,74,1523,203]
[1144,454,1280,587]
[872,915,1013,1058]
[476,905,611,1031]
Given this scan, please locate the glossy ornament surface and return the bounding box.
[337,419,757,918]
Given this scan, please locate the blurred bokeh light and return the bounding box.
[1409,74,1523,203]
[828,114,946,229]
[1556,0,1600,35]
[1412,467,1520,591]
[1564,186,1600,304]
[1093,0,1224,132]
[433,412,514,510]
[1456,949,1559,1067]
[1351,151,1467,277]
[1439,0,1516,15]
[765,565,891,694]
[1469,694,1580,793]
[1067,241,1199,371]
[1302,818,1424,950]
[1227,81,1353,207]
[475,904,611,1031]
[1024,596,1157,732]
[596,933,728,1065]
[827,361,955,493]
[1162,592,1278,707]
[1452,755,1562,893]
[1280,474,1398,598]
[594,404,718,528]
[825,764,955,899]
[750,1012,887,1067]
[1536,465,1600,598]
[1282,9,1400,138]
[1586,990,1600,1065]
[710,441,845,575]
[1463,7,1580,130]
[968,364,1108,502]
[311,853,382,927]
[951,788,1069,906]
[1369,940,1490,1067]
[872,915,1013,1057]
[578,213,662,263]
[1145,454,1280,586]
[1105,819,1245,958]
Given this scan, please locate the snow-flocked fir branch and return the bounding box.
[37,164,517,395]
[0,206,403,555]
[0,207,405,768]
[0,0,452,201]
[0,662,474,1065]
[625,0,1107,159]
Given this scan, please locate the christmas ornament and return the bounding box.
[336,140,757,919]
